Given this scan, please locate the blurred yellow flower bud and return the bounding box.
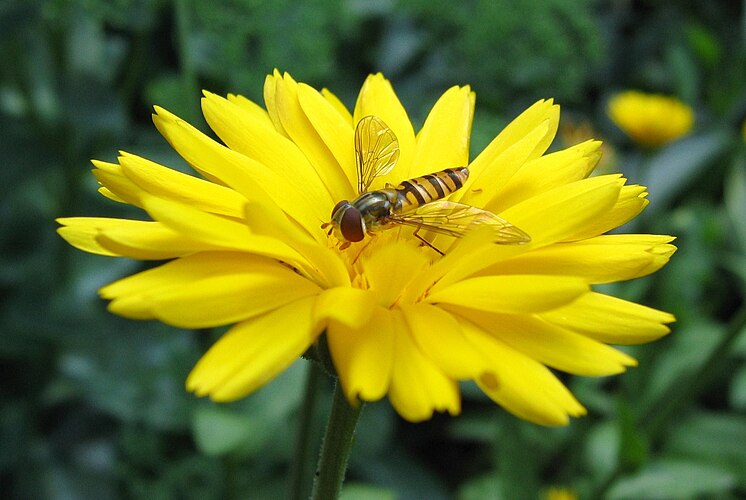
[608,91,694,148]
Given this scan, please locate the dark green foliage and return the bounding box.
[1,0,745,498]
[395,0,604,110]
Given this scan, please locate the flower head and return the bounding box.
[608,90,694,148]
[58,72,676,425]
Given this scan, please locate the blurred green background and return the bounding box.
[2,0,746,498]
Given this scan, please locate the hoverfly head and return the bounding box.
[330,200,365,243]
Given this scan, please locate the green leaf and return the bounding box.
[192,362,305,457]
[497,416,540,500]
[723,254,746,292]
[685,23,721,68]
[448,411,499,444]
[730,365,746,410]
[666,43,699,104]
[192,404,259,457]
[357,446,450,500]
[607,460,736,499]
[633,319,722,418]
[642,131,730,214]
[457,473,503,500]
[725,154,746,250]
[666,412,746,486]
[618,399,648,469]
[584,421,620,478]
[340,483,396,500]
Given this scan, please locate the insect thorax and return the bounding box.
[352,189,400,231]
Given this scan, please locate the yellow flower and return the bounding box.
[57,72,676,425]
[544,487,578,500]
[608,90,694,148]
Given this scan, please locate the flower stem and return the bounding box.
[289,362,323,500]
[311,379,364,500]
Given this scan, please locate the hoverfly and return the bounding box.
[323,115,530,253]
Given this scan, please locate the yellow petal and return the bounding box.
[388,310,460,422]
[352,73,416,184]
[498,174,624,246]
[101,251,320,327]
[143,267,319,329]
[186,296,320,401]
[563,184,649,241]
[459,121,551,208]
[226,92,275,129]
[314,287,375,329]
[263,70,288,136]
[97,186,129,204]
[460,319,586,426]
[92,160,143,207]
[430,176,627,291]
[480,235,677,284]
[398,225,497,304]
[541,292,675,344]
[461,99,559,202]
[487,140,602,214]
[118,152,247,217]
[298,83,357,194]
[201,91,338,225]
[153,105,328,239]
[273,73,354,200]
[56,217,122,256]
[327,307,394,403]
[361,239,431,308]
[321,88,353,124]
[140,195,320,281]
[100,251,255,298]
[427,275,588,314]
[240,199,350,289]
[495,99,559,163]
[455,309,637,376]
[400,303,486,379]
[409,85,474,179]
[96,220,218,260]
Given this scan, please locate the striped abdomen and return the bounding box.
[394,167,469,213]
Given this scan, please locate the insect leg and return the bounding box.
[412,226,444,256]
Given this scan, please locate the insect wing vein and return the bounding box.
[389,201,531,243]
[355,116,400,193]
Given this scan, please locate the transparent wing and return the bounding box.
[388,201,531,244]
[355,115,400,194]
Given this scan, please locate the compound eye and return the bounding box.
[340,206,365,242]
[331,200,349,218]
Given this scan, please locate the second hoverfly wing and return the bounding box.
[354,116,400,194]
[388,201,531,244]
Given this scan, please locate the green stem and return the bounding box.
[311,380,364,500]
[289,362,323,500]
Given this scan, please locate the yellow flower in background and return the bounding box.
[57,72,676,426]
[741,118,746,143]
[544,487,579,500]
[608,90,694,148]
